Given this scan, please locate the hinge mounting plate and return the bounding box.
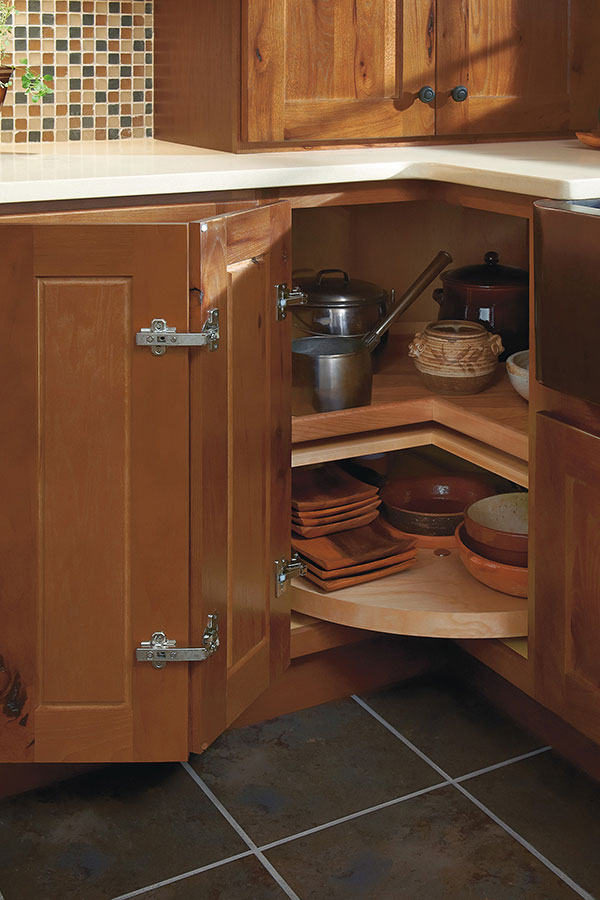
[136,309,219,355]
[275,553,307,596]
[135,614,220,669]
[275,283,308,321]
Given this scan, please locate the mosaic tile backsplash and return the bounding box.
[0,0,153,143]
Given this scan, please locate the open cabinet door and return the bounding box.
[189,202,292,752]
[1,223,191,762]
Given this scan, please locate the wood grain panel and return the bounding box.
[244,0,286,142]
[244,0,435,143]
[229,257,270,666]
[189,202,293,754]
[436,0,570,135]
[38,279,130,704]
[1,224,190,763]
[535,413,600,746]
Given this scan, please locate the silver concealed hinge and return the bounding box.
[136,614,220,669]
[136,310,219,355]
[275,553,307,596]
[275,283,308,321]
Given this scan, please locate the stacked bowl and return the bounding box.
[455,492,528,597]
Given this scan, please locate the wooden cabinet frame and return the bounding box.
[2,177,598,758]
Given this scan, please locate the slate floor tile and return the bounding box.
[466,750,600,898]
[266,785,583,900]
[361,675,542,776]
[189,697,442,846]
[0,763,246,900]
[133,855,289,900]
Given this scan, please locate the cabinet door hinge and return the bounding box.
[135,614,220,669]
[274,553,307,596]
[136,309,219,355]
[275,283,308,321]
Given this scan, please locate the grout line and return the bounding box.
[454,745,552,783]
[352,695,595,900]
[454,783,598,900]
[257,780,450,852]
[109,851,254,900]
[181,762,302,900]
[351,694,449,779]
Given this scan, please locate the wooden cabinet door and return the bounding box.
[1,224,191,763]
[436,0,570,135]
[243,0,435,144]
[534,413,600,745]
[189,203,292,752]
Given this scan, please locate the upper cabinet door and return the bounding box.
[534,413,600,746]
[1,223,191,763]
[436,0,570,135]
[188,203,293,753]
[243,0,436,143]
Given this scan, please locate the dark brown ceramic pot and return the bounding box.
[433,251,529,361]
[0,66,13,106]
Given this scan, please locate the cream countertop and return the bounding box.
[0,138,599,204]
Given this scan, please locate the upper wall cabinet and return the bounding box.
[154,0,600,152]
[243,0,435,143]
[436,0,572,136]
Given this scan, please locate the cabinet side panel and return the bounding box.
[38,279,130,703]
[0,228,36,761]
[154,0,239,151]
[228,258,270,667]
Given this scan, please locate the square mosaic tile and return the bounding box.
[0,0,153,143]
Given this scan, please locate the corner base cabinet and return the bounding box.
[0,204,293,763]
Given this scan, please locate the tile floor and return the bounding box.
[0,675,599,900]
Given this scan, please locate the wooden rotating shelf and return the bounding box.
[291,548,528,640]
[292,336,529,483]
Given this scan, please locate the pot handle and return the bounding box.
[408,334,425,358]
[316,269,349,285]
[489,334,504,357]
[433,287,444,306]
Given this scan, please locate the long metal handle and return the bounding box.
[363,251,453,351]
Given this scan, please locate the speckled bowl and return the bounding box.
[464,491,528,566]
[506,350,529,402]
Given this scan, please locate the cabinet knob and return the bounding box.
[451,85,468,102]
[417,85,436,104]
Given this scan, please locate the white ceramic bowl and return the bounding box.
[506,350,529,402]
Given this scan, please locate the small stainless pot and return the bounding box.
[292,336,372,416]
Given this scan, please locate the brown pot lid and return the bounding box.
[441,252,528,288]
[292,268,387,308]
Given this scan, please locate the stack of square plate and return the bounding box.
[291,465,417,591]
[292,464,381,539]
[292,517,417,592]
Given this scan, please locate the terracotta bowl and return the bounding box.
[464,492,528,564]
[455,524,528,597]
[381,475,496,537]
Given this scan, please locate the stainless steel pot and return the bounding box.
[291,269,391,339]
[292,252,452,416]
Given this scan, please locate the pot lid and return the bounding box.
[292,268,387,307]
[441,252,528,287]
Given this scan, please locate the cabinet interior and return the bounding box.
[292,201,529,327]
[290,199,531,644]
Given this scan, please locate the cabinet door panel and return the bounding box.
[244,0,435,143]
[534,413,600,745]
[189,203,291,752]
[0,224,190,762]
[437,0,569,135]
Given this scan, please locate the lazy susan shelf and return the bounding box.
[291,548,528,640]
